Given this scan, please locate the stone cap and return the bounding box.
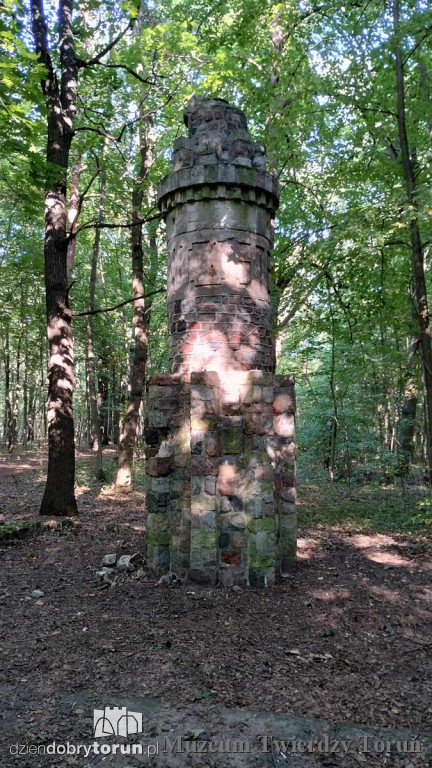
[157,96,279,215]
[179,96,260,170]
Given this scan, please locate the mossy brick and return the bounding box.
[279,530,296,558]
[247,517,275,534]
[147,513,170,533]
[190,528,218,550]
[256,530,275,555]
[223,428,243,454]
[147,530,171,547]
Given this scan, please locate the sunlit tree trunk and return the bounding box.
[31,0,78,515]
[115,122,155,491]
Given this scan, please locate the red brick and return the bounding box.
[221,550,241,565]
[146,456,172,477]
[273,392,295,414]
[190,456,220,476]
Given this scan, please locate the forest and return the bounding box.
[1,0,432,766]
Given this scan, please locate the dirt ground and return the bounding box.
[0,449,431,767]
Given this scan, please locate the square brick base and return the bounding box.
[145,370,296,587]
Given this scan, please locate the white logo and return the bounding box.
[93,707,143,738]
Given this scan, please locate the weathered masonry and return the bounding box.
[145,97,296,587]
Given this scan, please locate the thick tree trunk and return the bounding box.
[393,0,432,481]
[31,0,78,514]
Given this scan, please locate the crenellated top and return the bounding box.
[157,97,279,216]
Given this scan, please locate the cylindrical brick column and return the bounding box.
[146,96,296,587]
[157,97,279,380]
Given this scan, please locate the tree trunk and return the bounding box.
[8,333,21,454]
[86,167,106,480]
[31,0,78,514]
[398,331,420,473]
[393,0,432,482]
[3,324,11,446]
[115,122,155,491]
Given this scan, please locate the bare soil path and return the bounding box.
[0,449,431,767]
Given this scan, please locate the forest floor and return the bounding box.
[0,448,432,768]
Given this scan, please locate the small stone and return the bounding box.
[102,554,117,567]
[117,555,134,572]
[96,568,116,584]
[31,590,44,599]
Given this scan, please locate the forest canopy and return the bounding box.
[1,0,432,500]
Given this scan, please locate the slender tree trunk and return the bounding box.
[393,0,432,482]
[8,333,21,454]
[398,330,420,473]
[327,283,338,481]
[86,168,105,480]
[3,325,11,446]
[115,123,155,491]
[31,0,78,514]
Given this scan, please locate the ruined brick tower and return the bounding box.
[145,97,296,587]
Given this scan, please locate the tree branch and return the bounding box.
[76,20,134,68]
[72,288,165,317]
[59,0,77,117]
[30,0,57,102]
[71,210,160,238]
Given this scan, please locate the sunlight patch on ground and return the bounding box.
[349,534,399,548]
[296,537,321,559]
[309,588,351,601]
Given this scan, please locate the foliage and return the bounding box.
[0,0,432,490]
